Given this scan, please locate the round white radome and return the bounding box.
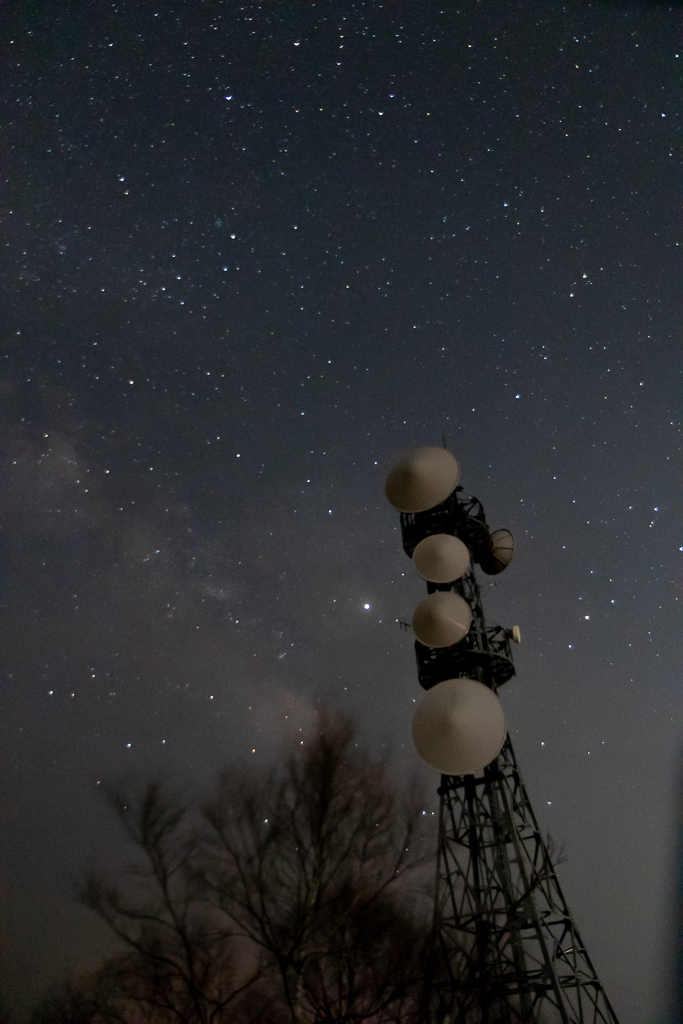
[385,447,459,513]
[411,677,507,775]
[412,533,470,583]
[412,591,472,648]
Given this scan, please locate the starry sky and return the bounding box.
[2,0,681,1018]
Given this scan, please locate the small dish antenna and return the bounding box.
[480,528,516,575]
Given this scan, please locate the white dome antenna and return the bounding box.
[411,678,506,775]
[412,533,470,583]
[385,446,459,513]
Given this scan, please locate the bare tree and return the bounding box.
[66,709,433,1024]
[78,782,267,1023]
[201,709,432,1024]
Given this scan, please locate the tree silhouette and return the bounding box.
[33,709,433,1024]
[201,708,431,1023]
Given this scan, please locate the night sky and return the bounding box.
[2,0,681,1018]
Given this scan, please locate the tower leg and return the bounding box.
[423,737,621,1024]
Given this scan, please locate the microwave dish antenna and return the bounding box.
[412,533,470,583]
[480,527,516,575]
[411,677,506,775]
[384,446,459,513]
[412,591,472,648]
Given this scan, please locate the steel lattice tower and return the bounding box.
[392,476,620,1024]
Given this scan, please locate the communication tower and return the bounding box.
[384,447,620,1024]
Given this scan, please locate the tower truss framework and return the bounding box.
[396,488,620,1024]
